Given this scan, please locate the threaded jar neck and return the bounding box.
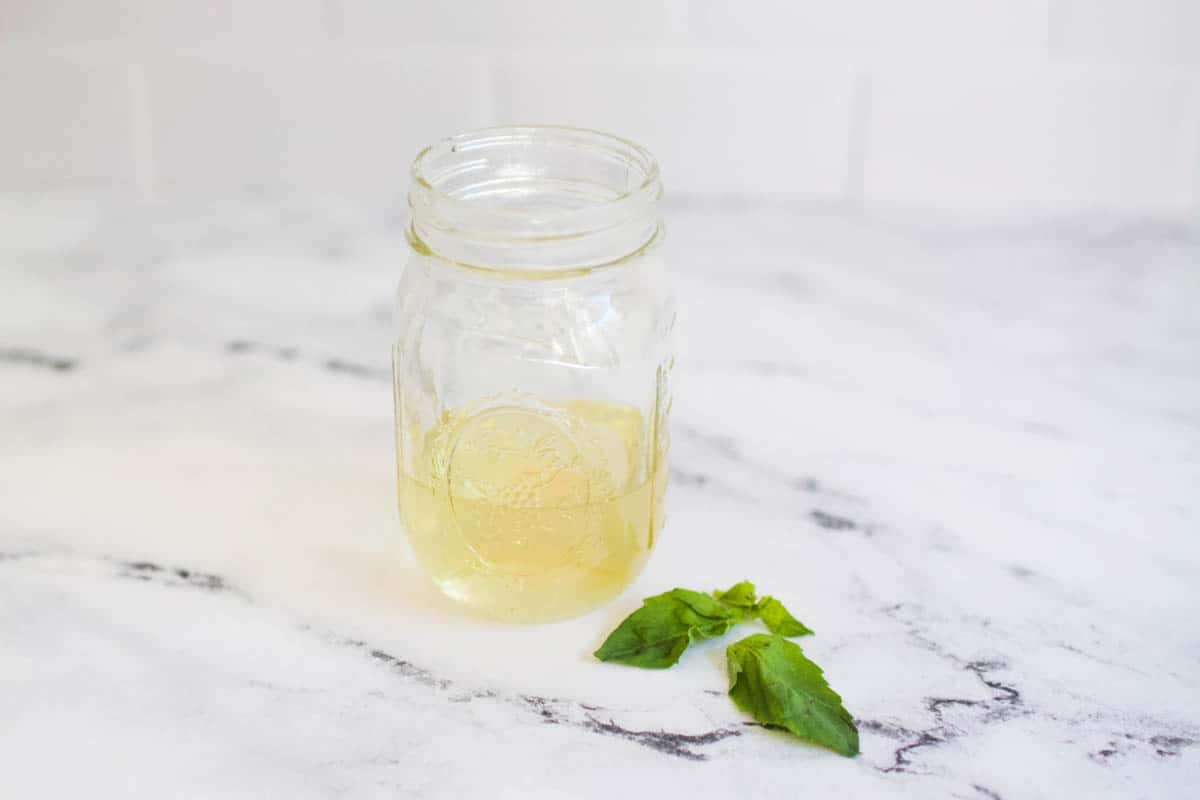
[408,126,663,275]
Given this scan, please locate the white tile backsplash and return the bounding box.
[1056,0,1200,66]
[864,65,1200,217]
[338,0,695,45]
[0,1,1197,217]
[497,50,856,200]
[0,0,327,42]
[0,47,135,189]
[146,48,491,194]
[700,0,1052,51]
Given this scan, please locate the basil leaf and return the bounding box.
[755,596,814,637]
[713,580,757,608]
[726,634,859,756]
[594,588,742,669]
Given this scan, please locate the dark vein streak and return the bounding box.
[323,358,389,381]
[583,718,741,761]
[0,347,78,372]
[965,660,1022,709]
[810,509,859,531]
[1149,734,1195,757]
[225,339,388,381]
[120,560,228,592]
[367,647,451,690]
[881,660,1026,774]
[883,730,944,773]
[669,466,711,488]
[1090,733,1197,762]
[856,719,914,742]
[927,697,985,715]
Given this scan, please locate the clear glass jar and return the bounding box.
[392,126,674,623]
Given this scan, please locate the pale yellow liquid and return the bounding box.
[398,399,666,622]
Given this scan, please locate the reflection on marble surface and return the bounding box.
[2,195,1198,798]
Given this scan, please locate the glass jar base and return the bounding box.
[428,560,650,624]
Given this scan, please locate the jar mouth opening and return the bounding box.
[411,125,661,219]
[408,126,663,273]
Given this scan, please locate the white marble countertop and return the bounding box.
[2,195,1198,798]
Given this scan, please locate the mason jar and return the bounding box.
[392,126,674,623]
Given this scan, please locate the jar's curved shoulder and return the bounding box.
[393,252,675,371]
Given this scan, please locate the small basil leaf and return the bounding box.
[726,634,859,756]
[755,596,814,637]
[713,580,757,609]
[594,588,742,669]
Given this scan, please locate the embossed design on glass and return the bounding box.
[393,127,675,622]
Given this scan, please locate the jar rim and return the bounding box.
[407,125,663,273]
[410,124,661,217]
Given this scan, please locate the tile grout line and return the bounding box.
[484,49,507,125]
[843,71,872,213]
[322,0,344,40]
[1045,0,1067,55]
[1193,109,1200,215]
[126,53,157,202]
